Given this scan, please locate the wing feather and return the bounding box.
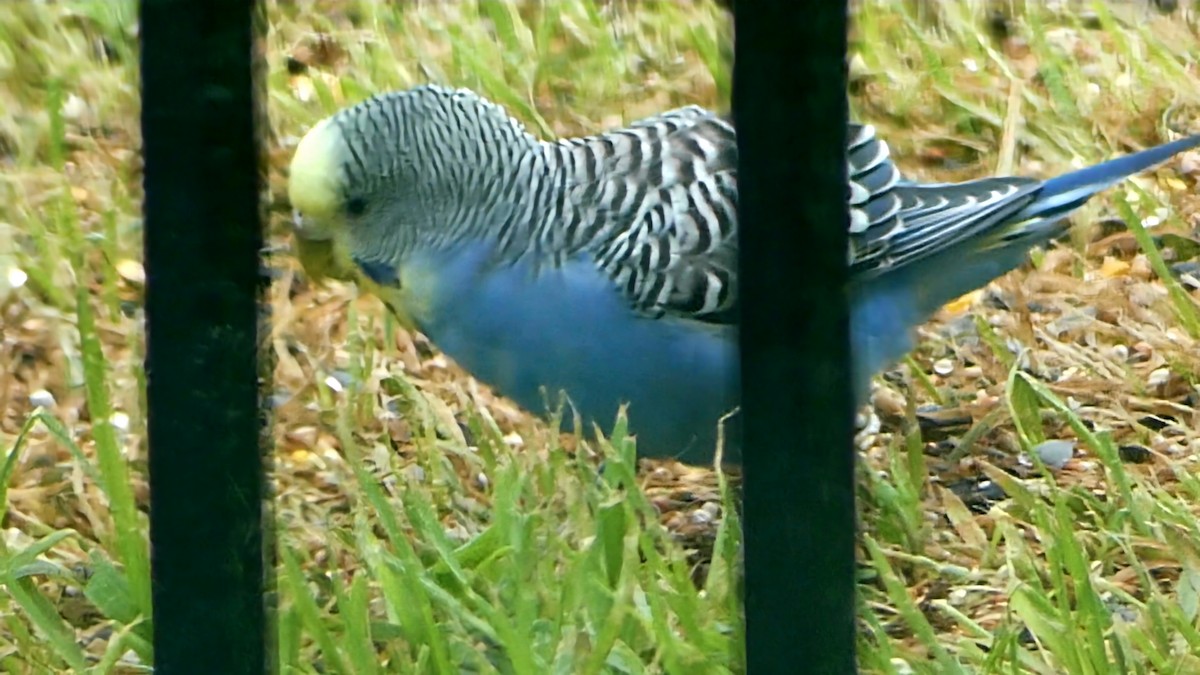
[568,114,1184,326]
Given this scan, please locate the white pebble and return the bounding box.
[6,267,27,288]
[1033,439,1075,469]
[60,93,89,120]
[323,375,344,393]
[933,359,955,376]
[1148,368,1171,388]
[29,389,56,408]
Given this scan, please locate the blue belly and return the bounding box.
[405,244,741,464]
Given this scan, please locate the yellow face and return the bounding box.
[288,117,343,276]
[287,116,418,330]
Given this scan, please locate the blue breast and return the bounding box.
[406,243,741,464]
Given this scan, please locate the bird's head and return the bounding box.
[288,110,420,327]
[288,92,438,295]
[288,85,533,329]
[287,85,535,285]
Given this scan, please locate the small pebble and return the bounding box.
[1180,151,1200,178]
[1137,415,1174,431]
[650,466,673,481]
[1118,445,1153,464]
[286,426,318,447]
[6,267,27,288]
[1147,368,1171,388]
[1130,255,1154,281]
[916,408,972,432]
[60,93,90,121]
[323,374,344,393]
[1105,593,1141,622]
[1032,439,1075,470]
[933,358,955,376]
[29,389,56,408]
[870,386,905,418]
[947,477,1006,513]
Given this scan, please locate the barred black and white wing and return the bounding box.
[551,107,740,325]
[845,124,1046,277]
[847,124,1200,278]
[552,110,1200,326]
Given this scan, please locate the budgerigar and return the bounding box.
[287,84,1200,464]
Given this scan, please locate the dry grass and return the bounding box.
[3,0,1200,672]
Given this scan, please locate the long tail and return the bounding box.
[1014,133,1200,225]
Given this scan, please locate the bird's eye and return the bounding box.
[346,196,367,216]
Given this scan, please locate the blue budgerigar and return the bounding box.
[287,84,1200,464]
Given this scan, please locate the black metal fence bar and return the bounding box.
[142,1,272,671]
[733,3,856,672]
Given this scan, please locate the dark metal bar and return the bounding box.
[732,2,856,672]
[141,0,272,671]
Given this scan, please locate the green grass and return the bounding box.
[3,0,1200,672]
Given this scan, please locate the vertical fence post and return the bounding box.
[141,1,272,671]
[733,3,855,672]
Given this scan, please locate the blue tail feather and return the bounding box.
[1036,133,1200,205]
